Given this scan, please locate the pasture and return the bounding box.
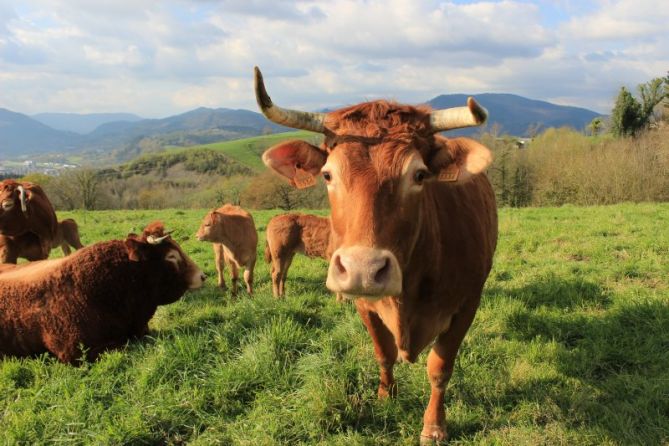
[1,203,667,445]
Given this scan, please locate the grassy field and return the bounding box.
[1,203,668,445]
[173,131,322,172]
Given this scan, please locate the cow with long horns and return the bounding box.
[0,221,205,364]
[253,67,497,443]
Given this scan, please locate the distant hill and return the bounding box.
[32,112,143,134]
[1,95,602,160]
[0,108,81,155]
[427,93,601,136]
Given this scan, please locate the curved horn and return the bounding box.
[17,185,27,213]
[254,66,326,133]
[146,235,169,245]
[430,97,488,133]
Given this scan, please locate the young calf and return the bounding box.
[0,222,205,364]
[265,213,334,298]
[0,218,84,264]
[196,204,257,295]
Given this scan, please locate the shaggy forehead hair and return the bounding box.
[323,100,438,179]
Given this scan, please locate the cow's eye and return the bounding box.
[414,169,429,185]
[322,171,332,182]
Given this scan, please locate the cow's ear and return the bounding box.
[262,140,327,189]
[427,137,492,183]
[125,238,147,262]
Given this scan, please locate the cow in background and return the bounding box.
[254,67,497,443]
[0,221,205,364]
[264,213,340,300]
[0,180,83,263]
[0,218,84,263]
[196,204,257,296]
[0,180,58,258]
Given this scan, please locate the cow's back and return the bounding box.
[217,204,258,265]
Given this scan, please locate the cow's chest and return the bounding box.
[361,296,453,363]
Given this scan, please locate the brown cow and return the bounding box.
[264,213,333,298]
[0,222,205,364]
[254,67,497,443]
[0,218,84,264]
[0,180,59,258]
[196,204,257,295]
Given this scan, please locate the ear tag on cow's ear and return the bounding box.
[438,164,460,182]
[293,166,317,189]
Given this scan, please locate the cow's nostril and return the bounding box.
[374,257,390,285]
[201,273,207,282]
[334,254,347,276]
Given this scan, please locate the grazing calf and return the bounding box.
[0,218,85,264]
[254,67,497,443]
[264,213,333,298]
[0,222,205,364]
[196,204,257,295]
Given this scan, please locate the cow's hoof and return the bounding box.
[419,425,447,445]
[377,383,397,399]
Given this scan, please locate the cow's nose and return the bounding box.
[327,247,402,298]
[200,273,207,282]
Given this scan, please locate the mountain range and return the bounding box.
[0,94,602,160]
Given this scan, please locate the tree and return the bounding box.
[637,77,667,125]
[610,87,643,137]
[587,117,604,136]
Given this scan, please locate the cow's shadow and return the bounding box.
[446,277,669,443]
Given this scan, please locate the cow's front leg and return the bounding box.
[213,244,227,290]
[421,300,479,445]
[356,304,398,398]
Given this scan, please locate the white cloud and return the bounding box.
[0,0,666,117]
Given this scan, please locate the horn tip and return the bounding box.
[254,66,273,111]
[467,96,488,124]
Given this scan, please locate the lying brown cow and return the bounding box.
[0,222,205,364]
[254,67,497,443]
[196,204,257,295]
[0,218,84,263]
[0,180,58,258]
[264,213,334,298]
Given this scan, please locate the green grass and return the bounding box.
[172,131,322,172]
[1,203,668,445]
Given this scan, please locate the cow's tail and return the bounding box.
[264,240,272,264]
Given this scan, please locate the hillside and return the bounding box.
[428,93,601,136]
[2,94,602,160]
[0,108,81,154]
[31,112,143,134]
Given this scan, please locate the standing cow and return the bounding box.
[253,67,497,443]
[264,213,333,298]
[0,218,84,263]
[0,222,205,364]
[196,204,257,296]
[0,180,83,263]
[0,180,58,258]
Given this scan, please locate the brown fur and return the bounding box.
[0,180,59,259]
[265,213,333,298]
[196,204,258,295]
[0,219,85,263]
[263,99,497,442]
[0,222,204,364]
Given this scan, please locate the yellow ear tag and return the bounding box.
[294,167,317,189]
[438,164,460,182]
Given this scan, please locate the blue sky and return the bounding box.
[0,0,666,117]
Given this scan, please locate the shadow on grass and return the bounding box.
[499,278,669,444]
[487,275,611,310]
